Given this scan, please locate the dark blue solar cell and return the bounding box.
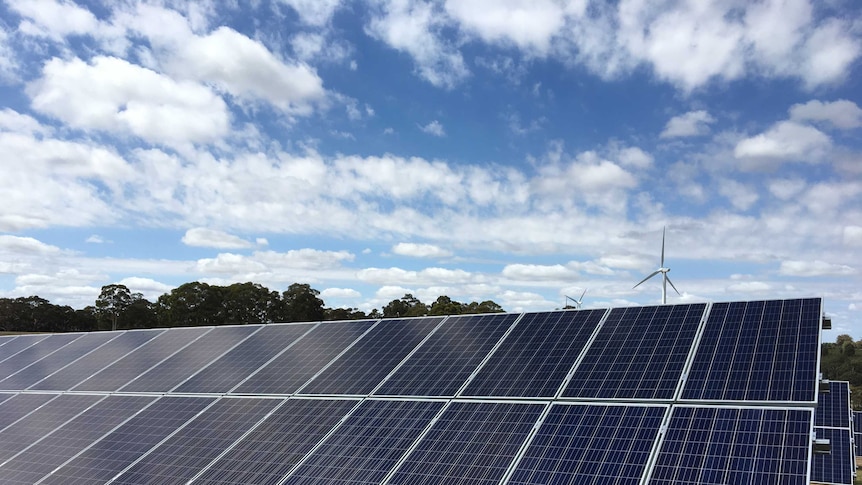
[175,323,314,394]
[815,381,852,428]
[119,325,260,392]
[0,332,119,390]
[0,333,83,380]
[508,404,666,485]
[812,427,855,485]
[283,399,445,484]
[855,412,862,457]
[563,304,706,400]
[0,394,102,461]
[649,406,811,484]
[112,397,280,484]
[72,327,210,392]
[0,393,57,430]
[0,335,49,364]
[193,398,359,484]
[374,313,519,397]
[462,309,606,398]
[388,401,545,484]
[0,395,155,484]
[299,317,443,395]
[682,298,821,402]
[40,396,214,485]
[29,329,164,391]
[234,320,376,395]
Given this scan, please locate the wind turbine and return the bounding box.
[564,288,587,309]
[633,227,680,304]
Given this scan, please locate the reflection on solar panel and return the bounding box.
[113,397,280,484]
[0,332,118,390]
[563,304,705,400]
[648,406,811,484]
[387,401,545,484]
[508,403,666,484]
[284,399,445,484]
[299,317,443,395]
[812,427,855,485]
[193,398,358,484]
[462,310,606,398]
[40,396,214,484]
[235,320,376,395]
[682,298,821,402]
[0,394,101,461]
[374,313,519,397]
[175,323,313,394]
[0,395,155,484]
[29,329,163,391]
[0,333,82,380]
[816,381,852,428]
[119,325,260,392]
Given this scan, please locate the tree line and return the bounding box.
[820,334,862,410]
[0,282,504,333]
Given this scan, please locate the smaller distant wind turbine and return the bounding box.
[633,227,680,305]
[564,288,587,309]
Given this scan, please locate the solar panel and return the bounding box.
[234,320,376,395]
[28,329,163,391]
[855,412,862,457]
[0,333,82,380]
[175,323,314,394]
[682,298,821,402]
[507,403,667,484]
[374,313,519,397]
[563,304,705,400]
[192,398,359,484]
[386,401,545,484]
[119,325,260,392]
[283,399,445,484]
[0,395,155,484]
[648,406,812,484]
[0,335,49,364]
[0,332,119,390]
[812,427,855,485]
[299,317,443,395]
[462,309,606,398]
[0,393,57,430]
[112,397,281,484]
[816,381,852,429]
[39,396,214,484]
[72,327,210,392]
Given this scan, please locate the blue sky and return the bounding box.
[0,0,861,339]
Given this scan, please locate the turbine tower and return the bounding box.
[633,227,680,304]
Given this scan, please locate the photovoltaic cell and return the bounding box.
[0,394,102,462]
[816,381,852,428]
[0,395,155,484]
[0,335,49,364]
[374,313,519,397]
[648,406,811,485]
[0,332,119,390]
[0,393,57,431]
[462,309,606,398]
[387,401,545,484]
[283,399,445,484]
[72,327,210,392]
[299,317,443,395]
[112,397,280,484]
[192,398,358,484]
[563,304,705,400]
[40,396,214,485]
[682,298,821,402]
[855,412,862,457]
[234,320,375,395]
[175,323,313,394]
[119,325,260,392]
[812,427,855,485]
[29,330,163,391]
[509,403,666,485]
[0,333,82,380]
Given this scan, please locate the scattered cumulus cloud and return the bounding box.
[734,121,831,166]
[320,287,361,299]
[392,243,452,258]
[789,99,862,130]
[181,228,255,249]
[419,120,445,136]
[779,260,856,277]
[660,110,715,138]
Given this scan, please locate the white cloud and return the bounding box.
[0,235,63,255]
[789,99,862,130]
[116,276,173,298]
[278,0,344,26]
[86,235,109,244]
[444,0,569,54]
[718,179,759,211]
[0,109,49,135]
[0,27,17,82]
[28,56,229,146]
[767,178,807,200]
[182,228,255,249]
[615,146,653,169]
[420,120,446,137]
[358,267,472,286]
[196,253,267,274]
[392,243,452,258]
[320,287,361,299]
[726,281,772,293]
[779,260,856,277]
[734,121,831,165]
[845,226,862,247]
[660,110,715,138]
[9,0,101,41]
[501,264,577,281]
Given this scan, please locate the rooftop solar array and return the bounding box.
[0,298,824,483]
[812,380,856,485]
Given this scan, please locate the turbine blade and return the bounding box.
[633,270,661,289]
[666,276,681,296]
[661,226,666,267]
[579,288,587,302]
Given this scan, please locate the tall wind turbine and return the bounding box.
[633,227,680,304]
[564,288,587,309]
